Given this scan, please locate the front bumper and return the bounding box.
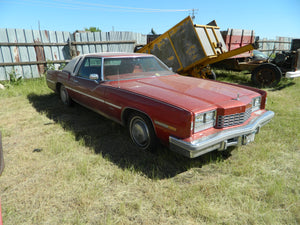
[169,110,274,158]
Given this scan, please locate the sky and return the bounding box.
[0,0,300,40]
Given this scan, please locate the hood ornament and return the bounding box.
[233,93,240,101]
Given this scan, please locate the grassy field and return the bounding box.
[0,72,299,224]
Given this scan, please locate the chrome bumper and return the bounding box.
[169,110,274,158]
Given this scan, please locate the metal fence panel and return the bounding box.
[0,29,10,80]
[25,29,39,78]
[8,29,22,77]
[0,28,147,80]
[73,31,142,55]
[258,36,294,56]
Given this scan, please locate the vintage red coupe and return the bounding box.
[46,52,274,158]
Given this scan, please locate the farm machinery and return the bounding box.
[217,29,300,87]
[136,16,300,87]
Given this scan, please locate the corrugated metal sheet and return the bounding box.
[0,28,72,80]
[0,29,146,81]
[74,31,145,55]
[259,37,293,56]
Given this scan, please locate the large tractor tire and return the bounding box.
[251,63,282,87]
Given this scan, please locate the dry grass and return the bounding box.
[0,74,299,224]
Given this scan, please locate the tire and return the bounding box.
[208,70,216,80]
[59,84,72,106]
[251,63,282,87]
[128,112,158,152]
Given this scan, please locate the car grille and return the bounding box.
[216,107,252,128]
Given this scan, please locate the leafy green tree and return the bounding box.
[84,27,101,32]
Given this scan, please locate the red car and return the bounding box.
[46,53,274,158]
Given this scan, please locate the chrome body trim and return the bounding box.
[46,79,55,84]
[66,86,122,109]
[169,110,274,158]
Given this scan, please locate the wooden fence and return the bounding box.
[0,28,146,80]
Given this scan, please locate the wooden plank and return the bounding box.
[0,40,136,46]
[0,60,68,66]
[0,42,67,46]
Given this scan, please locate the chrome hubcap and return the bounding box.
[131,118,150,148]
[60,86,67,103]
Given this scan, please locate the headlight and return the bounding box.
[193,110,216,133]
[252,96,261,112]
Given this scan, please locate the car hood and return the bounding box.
[114,75,258,112]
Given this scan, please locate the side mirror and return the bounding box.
[89,74,100,83]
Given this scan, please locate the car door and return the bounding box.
[68,57,108,112]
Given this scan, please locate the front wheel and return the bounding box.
[128,113,158,152]
[251,63,282,87]
[59,84,72,106]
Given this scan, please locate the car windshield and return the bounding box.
[103,56,174,81]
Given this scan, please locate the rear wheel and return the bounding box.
[59,84,72,106]
[128,112,158,152]
[251,63,282,87]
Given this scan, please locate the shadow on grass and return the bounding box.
[269,79,296,91]
[27,93,233,179]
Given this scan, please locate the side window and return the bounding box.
[77,57,102,79]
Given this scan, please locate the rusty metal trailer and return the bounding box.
[216,29,300,87]
[137,16,253,79]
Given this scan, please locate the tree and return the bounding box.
[84,27,101,32]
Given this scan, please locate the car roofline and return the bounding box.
[80,52,150,58]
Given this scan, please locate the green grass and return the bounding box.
[0,73,299,224]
